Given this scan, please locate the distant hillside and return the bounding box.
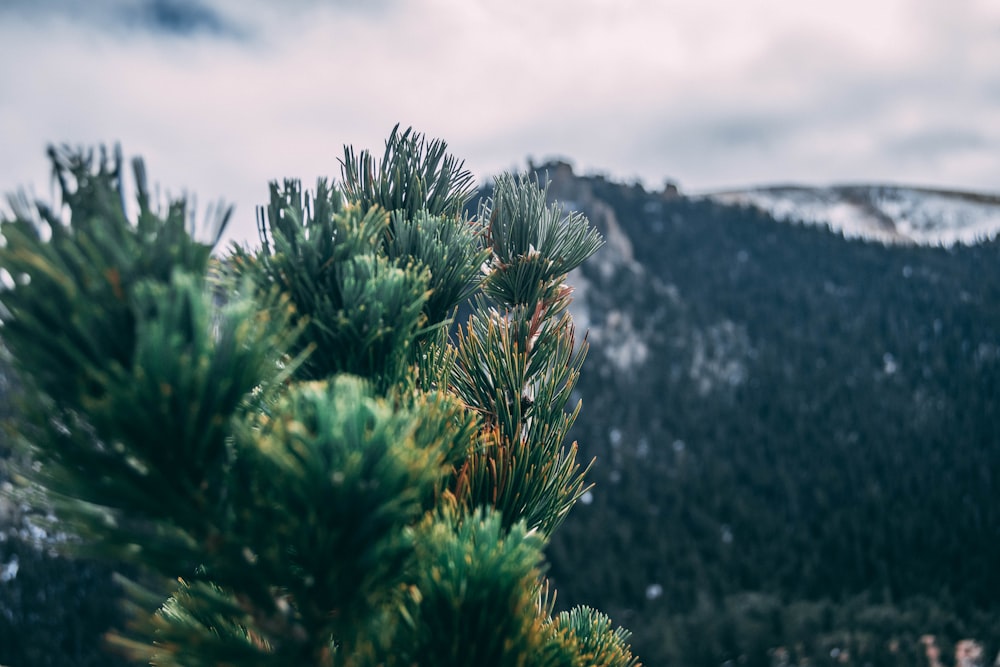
[530,162,1000,667]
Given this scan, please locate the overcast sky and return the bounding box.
[2,0,999,245]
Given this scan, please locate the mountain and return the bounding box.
[703,183,1000,246]
[531,161,1000,667]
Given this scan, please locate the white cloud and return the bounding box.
[1,0,998,245]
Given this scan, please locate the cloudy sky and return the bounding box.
[2,0,999,244]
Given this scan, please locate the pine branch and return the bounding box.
[481,173,603,307]
[400,505,550,666]
[340,124,476,221]
[450,291,593,536]
[237,179,429,390]
[550,607,642,667]
[384,209,489,326]
[0,133,642,667]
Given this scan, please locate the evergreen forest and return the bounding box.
[537,166,1000,666]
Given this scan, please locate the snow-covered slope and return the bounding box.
[705,185,1000,246]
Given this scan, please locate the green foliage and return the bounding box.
[439,169,602,540]
[227,377,451,655]
[551,606,641,667]
[0,130,637,666]
[340,124,476,221]
[482,173,603,306]
[232,178,426,389]
[451,295,591,536]
[401,505,548,667]
[384,209,489,325]
[0,146,222,408]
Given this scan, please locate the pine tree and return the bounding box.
[0,127,641,667]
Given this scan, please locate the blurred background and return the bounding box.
[1,0,999,245]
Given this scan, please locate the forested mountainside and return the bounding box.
[2,161,998,667]
[0,357,130,666]
[533,163,1000,666]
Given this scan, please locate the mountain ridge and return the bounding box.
[530,160,1000,666]
[701,182,1000,246]
[533,158,1000,246]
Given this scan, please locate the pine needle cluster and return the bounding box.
[0,127,640,667]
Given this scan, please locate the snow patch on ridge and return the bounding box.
[565,271,650,373]
[688,320,753,395]
[706,185,1000,246]
[597,309,649,372]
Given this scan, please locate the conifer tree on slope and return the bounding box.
[0,127,640,666]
